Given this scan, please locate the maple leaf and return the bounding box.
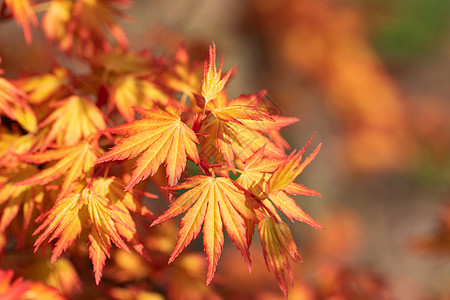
[236,142,323,228]
[0,163,44,233]
[0,127,52,168]
[96,106,200,189]
[110,74,169,122]
[16,66,70,105]
[2,253,81,296]
[33,186,87,264]
[152,175,260,285]
[33,177,153,284]
[0,66,37,132]
[235,146,283,198]
[0,269,66,300]
[87,47,154,75]
[3,0,37,44]
[199,91,292,167]
[43,0,130,56]
[222,91,299,149]
[201,118,286,168]
[38,95,106,150]
[258,217,302,298]
[201,43,233,104]
[42,0,72,50]
[211,105,274,126]
[16,141,102,200]
[163,45,202,100]
[266,136,321,195]
[0,77,25,121]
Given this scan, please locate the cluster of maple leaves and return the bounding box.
[0,0,322,297]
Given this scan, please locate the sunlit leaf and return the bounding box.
[258,217,302,298]
[152,175,257,284]
[38,95,106,149]
[33,177,153,284]
[201,43,233,104]
[96,106,200,189]
[16,141,101,200]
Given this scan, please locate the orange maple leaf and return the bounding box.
[163,45,202,101]
[0,129,50,167]
[110,74,169,122]
[0,163,43,233]
[201,43,233,104]
[266,136,322,196]
[96,106,200,189]
[87,47,154,75]
[201,117,286,169]
[0,64,37,132]
[41,0,72,50]
[152,175,260,285]
[42,0,130,55]
[16,66,70,105]
[38,95,106,150]
[0,269,66,300]
[33,177,153,284]
[236,146,284,198]
[236,142,323,228]
[199,91,291,168]
[16,141,102,200]
[258,217,302,298]
[0,76,26,121]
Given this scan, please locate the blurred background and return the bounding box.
[1,0,449,299]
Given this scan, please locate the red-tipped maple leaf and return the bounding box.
[258,217,302,298]
[0,64,37,132]
[200,91,291,168]
[0,74,26,121]
[42,0,130,56]
[41,0,72,51]
[152,175,260,285]
[202,116,286,168]
[163,45,202,100]
[0,163,43,233]
[16,141,102,200]
[37,95,106,150]
[266,136,321,195]
[236,140,323,228]
[201,43,233,104]
[0,269,66,300]
[33,176,153,284]
[96,106,200,189]
[110,74,169,122]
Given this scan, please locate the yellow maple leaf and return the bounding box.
[110,74,169,122]
[201,43,233,104]
[0,163,44,233]
[163,45,202,103]
[16,141,102,200]
[0,63,37,132]
[42,0,130,56]
[38,95,106,149]
[42,0,73,50]
[16,66,70,105]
